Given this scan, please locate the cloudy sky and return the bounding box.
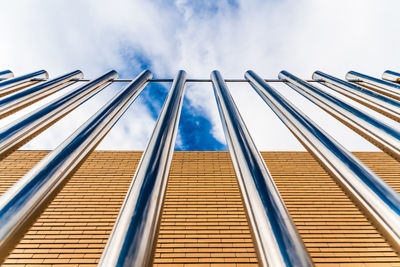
[1,0,399,151]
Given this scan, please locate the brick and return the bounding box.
[2,151,400,266]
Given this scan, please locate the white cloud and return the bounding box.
[1,0,399,151]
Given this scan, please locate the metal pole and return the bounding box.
[210,70,312,267]
[382,70,400,83]
[0,70,117,161]
[0,70,152,263]
[0,70,13,79]
[313,71,400,122]
[246,70,400,255]
[0,70,83,119]
[99,70,187,267]
[346,71,400,101]
[279,71,400,162]
[0,70,48,97]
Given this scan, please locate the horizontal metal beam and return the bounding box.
[280,71,400,162]
[211,70,312,267]
[48,78,324,83]
[99,70,186,267]
[0,70,117,161]
[0,70,83,119]
[0,70,152,264]
[1,77,327,83]
[346,71,400,101]
[246,69,400,256]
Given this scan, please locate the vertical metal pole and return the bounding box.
[0,70,13,80]
[0,70,152,263]
[246,70,400,255]
[382,70,400,83]
[0,70,83,119]
[313,71,400,122]
[99,70,187,267]
[210,70,312,267]
[0,70,117,161]
[0,70,48,97]
[346,71,400,101]
[279,71,400,162]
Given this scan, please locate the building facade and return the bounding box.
[0,69,400,266]
[1,150,400,266]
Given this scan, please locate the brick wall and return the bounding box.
[1,151,142,266]
[262,152,400,267]
[153,151,258,266]
[0,151,399,266]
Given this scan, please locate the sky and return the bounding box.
[0,0,400,151]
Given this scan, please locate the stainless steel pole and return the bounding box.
[313,71,400,122]
[0,70,13,79]
[0,70,117,161]
[279,71,400,162]
[99,70,186,267]
[0,70,152,263]
[346,71,400,101]
[0,70,48,97]
[382,70,400,83]
[246,70,400,255]
[0,70,83,119]
[210,70,312,267]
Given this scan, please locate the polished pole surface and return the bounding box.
[313,71,400,122]
[0,70,152,263]
[99,70,186,267]
[0,70,48,97]
[246,70,400,254]
[0,70,83,119]
[0,70,117,161]
[280,71,400,162]
[0,70,13,79]
[346,71,400,101]
[211,70,312,267]
[382,70,400,83]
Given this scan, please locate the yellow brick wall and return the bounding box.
[0,151,399,267]
[261,152,400,267]
[153,151,258,266]
[1,151,142,266]
[0,151,48,195]
[354,152,400,194]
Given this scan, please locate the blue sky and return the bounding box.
[1,0,400,151]
[117,46,227,150]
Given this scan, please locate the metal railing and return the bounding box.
[313,71,400,123]
[0,70,13,80]
[0,70,151,261]
[211,70,312,266]
[279,71,400,162]
[0,67,399,266]
[248,70,400,257]
[347,71,400,100]
[0,70,117,160]
[0,70,83,119]
[0,70,48,97]
[99,70,186,267]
